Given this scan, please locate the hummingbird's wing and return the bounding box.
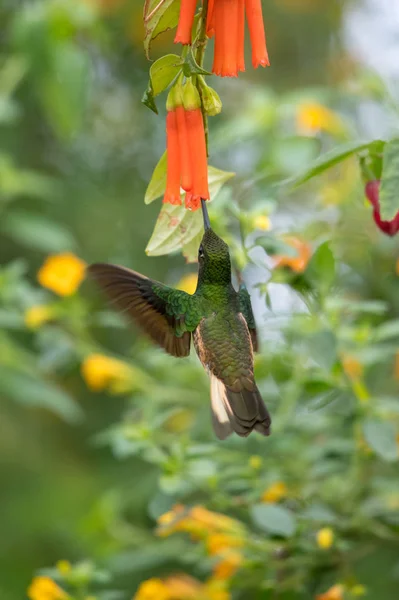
[238,284,259,352]
[88,263,192,357]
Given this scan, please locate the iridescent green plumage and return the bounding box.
[88,201,271,439]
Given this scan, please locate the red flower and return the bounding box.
[164,81,210,211]
[365,180,399,236]
[175,0,269,78]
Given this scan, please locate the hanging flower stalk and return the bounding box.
[164,80,210,211]
[175,0,270,77]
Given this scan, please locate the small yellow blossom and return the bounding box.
[25,305,54,329]
[56,560,72,575]
[249,455,262,469]
[157,505,243,540]
[165,408,194,433]
[177,273,198,295]
[261,481,288,503]
[274,237,312,273]
[296,102,344,136]
[134,578,170,600]
[38,253,86,297]
[253,215,271,231]
[28,576,67,600]
[316,527,334,549]
[351,585,367,597]
[207,533,244,556]
[205,579,231,600]
[342,356,363,380]
[81,354,133,394]
[164,575,201,598]
[316,584,344,600]
[213,551,243,580]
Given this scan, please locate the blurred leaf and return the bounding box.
[146,203,202,257]
[182,230,202,263]
[0,367,83,423]
[289,140,385,186]
[305,330,337,371]
[363,419,398,462]
[2,211,76,252]
[39,42,90,138]
[250,504,296,537]
[305,241,335,293]
[0,154,58,201]
[145,151,167,204]
[301,503,337,523]
[379,138,399,220]
[143,0,180,58]
[374,320,399,341]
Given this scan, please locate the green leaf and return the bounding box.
[145,162,235,205]
[363,419,398,462]
[39,42,90,138]
[145,151,167,204]
[305,330,337,371]
[379,138,399,220]
[288,140,385,186]
[250,504,296,537]
[150,54,182,96]
[146,203,203,257]
[2,211,76,252]
[142,86,158,115]
[0,367,83,423]
[305,241,335,292]
[143,0,181,59]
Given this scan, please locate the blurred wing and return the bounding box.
[238,284,259,353]
[88,263,191,357]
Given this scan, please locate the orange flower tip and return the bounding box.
[253,57,270,68]
[164,194,182,206]
[174,35,191,45]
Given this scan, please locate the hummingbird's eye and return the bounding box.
[198,245,204,259]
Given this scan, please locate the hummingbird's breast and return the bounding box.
[193,309,255,392]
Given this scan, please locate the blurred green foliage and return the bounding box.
[1,1,399,600]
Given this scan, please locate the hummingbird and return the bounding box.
[88,200,271,440]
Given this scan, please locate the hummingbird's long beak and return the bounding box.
[201,199,211,231]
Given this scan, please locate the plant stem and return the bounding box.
[195,0,210,154]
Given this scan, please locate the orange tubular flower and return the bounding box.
[163,81,209,211]
[175,0,198,45]
[175,0,269,77]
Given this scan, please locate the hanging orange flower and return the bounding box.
[164,81,210,211]
[175,0,269,77]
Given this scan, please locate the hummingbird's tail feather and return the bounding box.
[210,374,271,439]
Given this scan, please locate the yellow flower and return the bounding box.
[296,102,344,136]
[134,578,170,600]
[316,527,334,549]
[157,505,243,540]
[38,253,86,296]
[206,533,244,556]
[249,455,262,469]
[213,551,243,580]
[205,579,231,600]
[177,273,198,295]
[25,305,54,329]
[28,576,67,600]
[56,560,72,575]
[274,237,312,273]
[351,585,366,597]
[342,356,363,380]
[164,575,201,598]
[261,481,288,503]
[81,354,133,394]
[316,584,344,600]
[253,215,271,231]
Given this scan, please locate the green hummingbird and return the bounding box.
[88,200,271,440]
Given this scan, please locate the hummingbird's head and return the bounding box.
[198,200,231,285]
